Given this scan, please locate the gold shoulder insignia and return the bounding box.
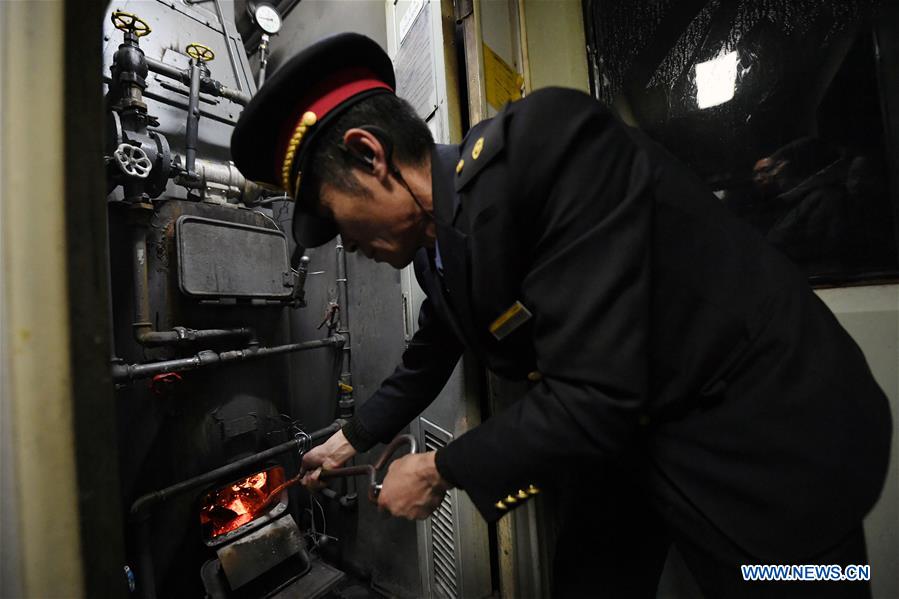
[454,111,509,191]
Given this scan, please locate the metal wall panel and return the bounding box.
[103,1,253,145]
[388,1,493,597]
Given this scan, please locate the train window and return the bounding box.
[583,0,899,285]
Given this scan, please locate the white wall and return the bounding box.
[817,285,899,599]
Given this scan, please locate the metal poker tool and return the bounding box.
[318,434,419,502]
[248,434,419,517]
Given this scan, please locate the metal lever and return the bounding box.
[319,434,418,502]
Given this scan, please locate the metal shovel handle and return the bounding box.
[319,434,418,502]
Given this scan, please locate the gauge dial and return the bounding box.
[254,4,282,35]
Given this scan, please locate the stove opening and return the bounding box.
[199,466,287,542]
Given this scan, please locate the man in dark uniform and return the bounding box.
[231,33,891,597]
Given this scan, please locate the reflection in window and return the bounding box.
[583,0,899,283]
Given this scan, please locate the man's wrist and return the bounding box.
[425,451,453,491]
[433,448,457,490]
[341,417,379,452]
[329,430,357,463]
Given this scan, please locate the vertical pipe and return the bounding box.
[257,33,270,89]
[136,518,156,599]
[129,205,153,342]
[335,236,352,398]
[106,205,120,362]
[212,0,245,92]
[185,59,201,176]
[335,236,357,502]
[516,0,532,94]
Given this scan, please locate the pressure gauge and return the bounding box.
[254,4,282,35]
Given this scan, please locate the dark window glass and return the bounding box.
[583,0,899,284]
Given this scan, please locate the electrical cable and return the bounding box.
[252,208,281,231]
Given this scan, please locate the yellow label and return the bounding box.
[489,301,532,340]
[484,43,524,110]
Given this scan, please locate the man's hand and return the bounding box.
[300,430,356,490]
[377,451,450,519]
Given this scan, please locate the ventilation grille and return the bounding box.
[425,429,458,599]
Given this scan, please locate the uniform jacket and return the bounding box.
[343,88,891,560]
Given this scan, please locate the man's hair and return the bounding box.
[306,93,433,198]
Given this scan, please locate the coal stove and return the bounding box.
[102,4,351,596]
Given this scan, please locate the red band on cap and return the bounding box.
[275,67,394,185]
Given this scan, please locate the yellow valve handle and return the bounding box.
[111,11,151,37]
[186,43,215,62]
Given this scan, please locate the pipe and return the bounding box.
[257,33,270,88]
[145,57,250,106]
[138,326,255,347]
[335,236,353,404]
[516,0,532,94]
[129,206,258,346]
[212,0,245,92]
[130,420,343,599]
[129,204,154,341]
[185,59,202,176]
[106,205,121,364]
[135,513,156,599]
[130,421,342,517]
[173,156,261,202]
[104,75,239,124]
[293,255,310,306]
[145,56,181,81]
[334,236,357,504]
[111,336,345,382]
[216,85,251,106]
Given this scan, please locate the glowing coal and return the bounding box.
[199,467,285,540]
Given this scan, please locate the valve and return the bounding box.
[109,9,150,115]
[149,372,184,397]
[114,143,152,179]
[111,10,151,38]
[185,43,215,63]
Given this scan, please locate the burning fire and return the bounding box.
[200,467,285,539]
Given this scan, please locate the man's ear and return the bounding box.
[343,128,391,181]
[358,125,395,169]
